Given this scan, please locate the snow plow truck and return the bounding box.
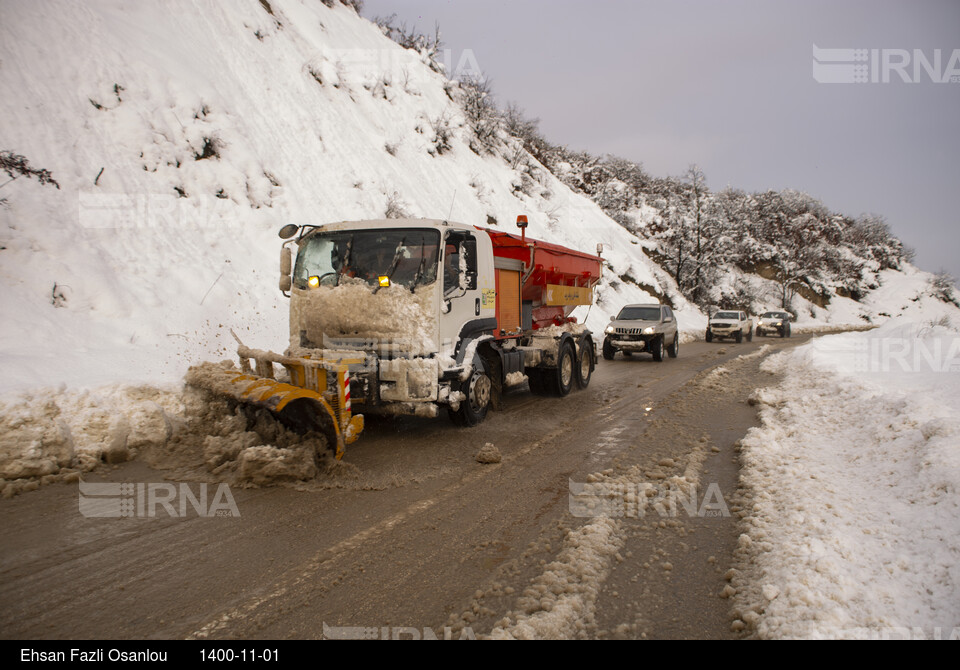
[187,216,603,459]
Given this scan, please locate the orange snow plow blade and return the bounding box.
[185,357,363,460]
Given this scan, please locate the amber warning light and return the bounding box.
[517,214,528,242]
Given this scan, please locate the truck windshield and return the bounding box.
[617,306,661,321]
[294,229,441,290]
[715,311,740,320]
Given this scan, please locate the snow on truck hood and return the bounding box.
[289,279,438,355]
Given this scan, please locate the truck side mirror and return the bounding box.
[279,246,292,292]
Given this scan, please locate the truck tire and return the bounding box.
[652,336,665,362]
[602,339,615,361]
[705,330,713,343]
[668,334,679,358]
[735,331,743,344]
[781,326,787,338]
[526,368,548,396]
[449,368,491,426]
[747,328,753,342]
[576,340,593,389]
[549,340,576,396]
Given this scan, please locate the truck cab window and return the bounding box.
[443,232,478,295]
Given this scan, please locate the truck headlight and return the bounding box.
[605,326,615,334]
[643,327,655,335]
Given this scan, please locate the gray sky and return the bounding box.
[363,0,960,282]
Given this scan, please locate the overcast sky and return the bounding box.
[362,0,960,281]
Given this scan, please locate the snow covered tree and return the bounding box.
[930,270,959,307]
[458,75,501,154]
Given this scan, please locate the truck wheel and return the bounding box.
[735,331,743,344]
[576,340,593,388]
[668,334,679,358]
[549,341,576,396]
[450,368,491,426]
[705,330,713,343]
[602,339,615,361]
[781,327,787,338]
[652,336,665,362]
[747,328,753,342]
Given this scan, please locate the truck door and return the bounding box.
[440,230,495,361]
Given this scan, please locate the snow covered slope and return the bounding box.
[0,0,693,393]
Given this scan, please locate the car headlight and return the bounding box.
[605,326,615,334]
[643,327,655,335]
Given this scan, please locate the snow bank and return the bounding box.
[0,381,330,495]
[0,384,179,495]
[733,319,960,638]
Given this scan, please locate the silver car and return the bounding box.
[756,311,793,338]
[706,310,753,343]
[602,304,679,362]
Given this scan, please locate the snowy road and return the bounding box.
[0,335,814,640]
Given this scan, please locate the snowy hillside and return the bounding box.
[0,0,692,394]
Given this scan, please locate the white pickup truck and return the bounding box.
[706,310,753,343]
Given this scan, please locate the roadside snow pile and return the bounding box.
[699,366,730,391]
[733,319,960,638]
[0,385,180,495]
[738,344,772,362]
[0,382,330,495]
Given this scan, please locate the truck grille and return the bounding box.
[615,327,643,335]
